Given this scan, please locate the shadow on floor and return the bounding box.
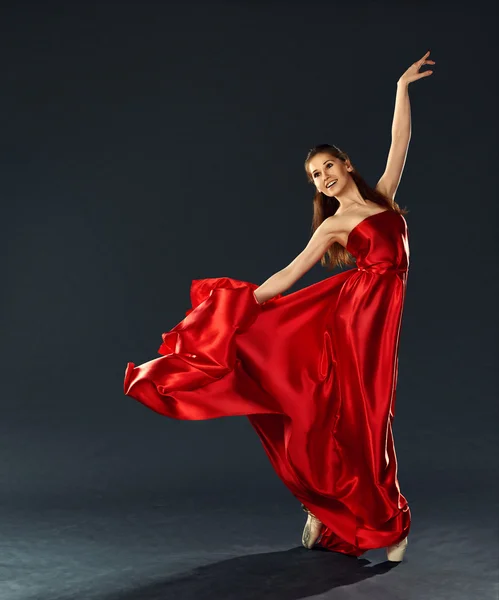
[101,546,401,600]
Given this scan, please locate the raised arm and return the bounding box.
[253,218,337,304]
[376,51,435,201]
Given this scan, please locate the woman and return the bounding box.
[124,51,435,562]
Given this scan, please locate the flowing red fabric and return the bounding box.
[124,209,411,556]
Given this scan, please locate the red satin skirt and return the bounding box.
[124,273,411,556]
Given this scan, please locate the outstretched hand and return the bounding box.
[398,51,435,85]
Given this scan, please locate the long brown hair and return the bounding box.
[304,144,409,270]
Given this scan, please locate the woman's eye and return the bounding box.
[327,163,333,168]
[313,173,319,178]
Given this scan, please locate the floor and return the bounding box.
[1,473,496,600]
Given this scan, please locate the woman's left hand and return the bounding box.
[398,50,435,85]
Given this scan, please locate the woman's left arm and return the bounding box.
[376,51,435,201]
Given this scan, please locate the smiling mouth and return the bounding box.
[326,180,338,189]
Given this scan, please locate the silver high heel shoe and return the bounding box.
[386,536,408,562]
[301,503,323,549]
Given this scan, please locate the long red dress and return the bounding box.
[124,208,411,556]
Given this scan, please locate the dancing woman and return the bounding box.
[124,51,435,562]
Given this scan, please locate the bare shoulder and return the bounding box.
[321,214,355,248]
[321,203,390,247]
[321,212,361,238]
[320,215,344,241]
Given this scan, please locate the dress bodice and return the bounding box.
[346,210,409,274]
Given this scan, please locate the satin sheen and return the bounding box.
[124,209,411,556]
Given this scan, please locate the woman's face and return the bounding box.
[307,152,353,197]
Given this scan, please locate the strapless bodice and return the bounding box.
[346,210,409,274]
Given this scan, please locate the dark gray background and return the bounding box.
[1,1,497,599]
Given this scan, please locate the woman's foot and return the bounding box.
[301,504,323,549]
[386,536,408,562]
